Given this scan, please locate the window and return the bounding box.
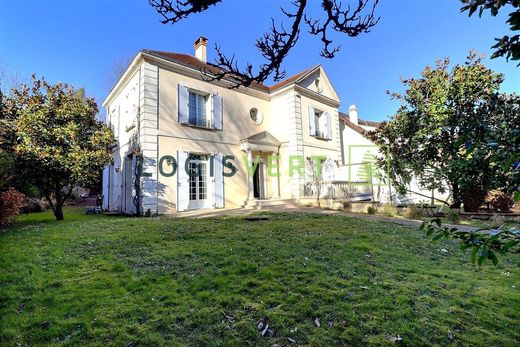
[189,92,209,127]
[314,110,326,138]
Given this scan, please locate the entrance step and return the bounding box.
[244,198,299,209]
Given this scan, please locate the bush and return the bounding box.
[380,203,397,217]
[0,189,26,226]
[490,214,506,228]
[403,205,424,219]
[445,210,460,224]
[462,186,487,212]
[367,206,377,214]
[21,197,46,214]
[488,191,513,213]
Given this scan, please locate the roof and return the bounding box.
[142,49,319,93]
[339,111,381,138]
[240,131,281,146]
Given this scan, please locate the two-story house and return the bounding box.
[102,36,344,214]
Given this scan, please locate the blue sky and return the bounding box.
[0,0,518,121]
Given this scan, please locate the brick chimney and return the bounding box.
[349,105,358,125]
[194,36,208,63]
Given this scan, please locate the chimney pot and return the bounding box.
[194,36,208,63]
[349,105,358,125]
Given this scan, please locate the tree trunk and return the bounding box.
[53,204,64,221]
[451,183,461,209]
[53,189,64,221]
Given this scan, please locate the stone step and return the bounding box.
[244,198,299,209]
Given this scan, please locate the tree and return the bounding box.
[421,219,520,266]
[461,0,520,65]
[105,55,134,92]
[148,0,379,87]
[369,52,520,210]
[1,76,113,220]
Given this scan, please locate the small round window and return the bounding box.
[250,107,263,125]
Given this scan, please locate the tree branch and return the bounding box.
[149,0,380,88]
[147,0,222,24]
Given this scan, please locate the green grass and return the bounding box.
[1,208,519,346]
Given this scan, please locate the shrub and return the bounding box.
[0,189,26,225]
[488,191,513,213]
[403,205,424,219]
[445,210,460,224]
[490,214,506,228]
[367,206,377,214]
[380,203,397,217]
[21,197,46,214]
[462,186,487,212]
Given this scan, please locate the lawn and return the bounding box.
[1,208,519,346]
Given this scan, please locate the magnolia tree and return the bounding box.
[369,52,520,211]
[1,76,113,220]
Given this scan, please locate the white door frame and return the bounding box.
[188,154,212,210]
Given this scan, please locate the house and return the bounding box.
[102,36,451,214]
[339,108,450,205]
[102,36,346,214]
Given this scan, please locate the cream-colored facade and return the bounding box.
[102,38,346,214]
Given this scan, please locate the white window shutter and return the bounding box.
[177,150,189,211]
[213,94,223,130]
[308,105,315,136]
[177,85,189,124]
[214,154,224,208]
[326,112,332,140]
[102,166,109,210]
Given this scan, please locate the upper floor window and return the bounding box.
[189,92,209,127]
[178,84,223,130]
[309,105,332,140]
[314,110,327,138]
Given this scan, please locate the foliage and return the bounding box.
[369,52,520,210]
[490,214,507,228]
[488,190,514,212]
[421,218,520,266]
[1,76,113,220]
[0,189,25,225]
[148,0,379,88]
[1,209,519,345]
[461,0,520,65]
[445,210,461,224]
[20,197,47,214]
[366,206,377,214]
[403,205,424,219]
[379,203,397,217]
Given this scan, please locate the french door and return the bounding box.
[188,154,209,209]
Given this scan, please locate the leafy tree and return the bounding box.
[421,219,520,266]
[369,52,520,210]
[148,0,379,87]
[0,76,113,220]
[461,0,520,65]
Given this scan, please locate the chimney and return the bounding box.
[349,105,358,125]
[194,36,208,63]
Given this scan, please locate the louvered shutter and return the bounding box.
[214,154,224,208]
[308,105,315,136]
[177,150,189,211]
[177,85,189,124]
[213,94,223,130]
[326,112,332,140]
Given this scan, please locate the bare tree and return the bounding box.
[105,55,134,92]
[148,0,379,88]
[0,59,23,97]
